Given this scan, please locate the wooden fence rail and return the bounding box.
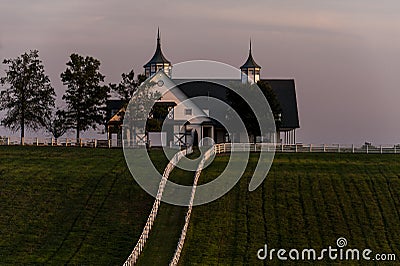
[170,146,215,266]
[1,136,398,154]
[122,146,193,266]
[0,136,111,147]
[213,143,400,154]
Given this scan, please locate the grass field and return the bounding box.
[179,153,400,265]
[0,147,399,265]
[0,146,168,265]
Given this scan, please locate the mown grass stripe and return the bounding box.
[297,174,313,247]
[361,166,393,252]
[379,167,400,221]
[329,172,355,241]
[365,168,399,255]
[46,171,109,263]
[301,172,325,248]
[261,178,269,266]
[67,164,122,263]
[273,173,283,249]
[337,171,369,248]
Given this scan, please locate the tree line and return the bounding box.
[0,50,142,144]
[0,50,283,145]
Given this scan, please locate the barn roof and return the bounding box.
[262,79,300,130]
[106,75,300,131]
[173,79,300,130]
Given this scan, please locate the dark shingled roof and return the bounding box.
[262,79,300,130]
[240,42,261,69]
[240,52,261,69]
[172,79,300,130]
[173,79,228,102]
[143,29,171,67]
[106,78,300,131]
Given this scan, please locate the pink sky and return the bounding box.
[1,0,399,145]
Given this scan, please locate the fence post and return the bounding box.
[309,144,312,152]
[281,143,284,152]
[323,144,326,152]
[338,144,340,153]
[94,139,97,148]
[36,137,39,146]
[380,145,382,154]
[395,146,397,154]
[7,137,10,146]
[295,144,298,153]
[366,145,369,154]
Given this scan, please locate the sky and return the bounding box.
[0,0,399,145]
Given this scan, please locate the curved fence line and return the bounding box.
[170,146,215,266]
[123,146,193,266]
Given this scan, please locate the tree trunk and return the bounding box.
[20,85,26,145]
[20,121,25,145]
[20,113,25,146]
[76,112,80,145]
[76,124,80,144]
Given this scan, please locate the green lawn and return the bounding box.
[179,153,400,265]
[0,147,399,265]
[0,146,168,265]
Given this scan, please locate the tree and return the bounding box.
[60,54,109,140]
[145,102,171,132]
[123,80,160,145]
[0,50,55,144]
[226,81,281,141]
[45,109,68,140]
[110,69,146,104]
[256,80,282,128]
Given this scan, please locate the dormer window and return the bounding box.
[185,109,192,116]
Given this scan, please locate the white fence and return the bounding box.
[0,136,114,148]
[169,146,215,266]
[122,146,193,266]
[1,136,399,154]
[213,143,400,154]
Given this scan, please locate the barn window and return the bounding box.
[185,109,192,116]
